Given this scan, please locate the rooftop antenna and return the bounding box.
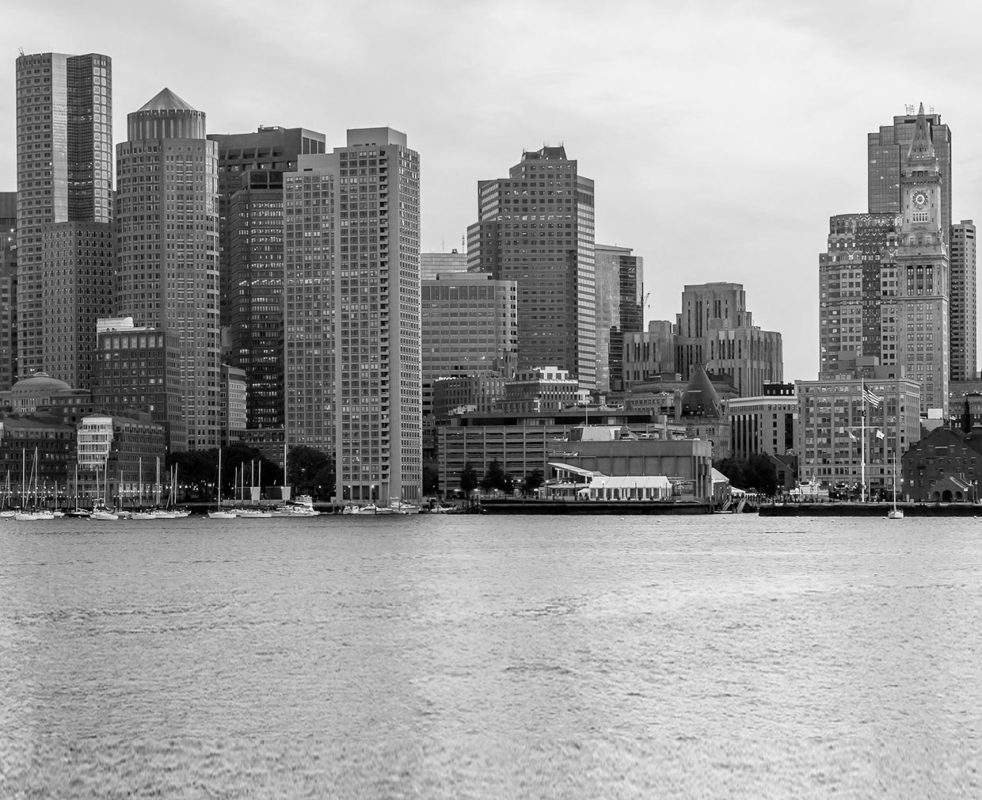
[18,47,25,57]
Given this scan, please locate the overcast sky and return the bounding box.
[3,0,981,382]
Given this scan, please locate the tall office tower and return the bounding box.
[595,244,644,393]
[15,52,113,379]
[421,271,518,381]
[950,221,977,380]
[868,104,971,392]
[868,104,951,236]
[116,88,221,451]
[283,128,421,505]
[891,110,949,413]
[209,127,326,430]
[208,126,326,330]
[421,250,467,280]
[467,146,596,389]
[674,282,782,397]
[42,223,114,388]
[226,171,287,430]
[0,192,16,390]
[818,213,900,373]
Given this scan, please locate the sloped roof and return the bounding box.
[907,102,935,161]
[137,87,196,113]
[548,462,602,478]
[680,365,724,419]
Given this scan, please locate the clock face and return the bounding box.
[912,190,928,209]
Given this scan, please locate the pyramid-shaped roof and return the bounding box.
[907,102,935,161]
[680,365,724,419]
[137,87,196,113]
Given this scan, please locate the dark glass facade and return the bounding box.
[868,108,951,236]
[228,171,286,429]
[15,52,112,378]
[0,192,16,390]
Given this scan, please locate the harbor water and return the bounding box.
[2,513,981,797]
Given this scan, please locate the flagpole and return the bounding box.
[860,378,866,504]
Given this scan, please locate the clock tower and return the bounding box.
[893,103,949,414]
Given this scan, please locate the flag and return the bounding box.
[863,387,883,408]
[875,429,885,440]
[848,431,857,442]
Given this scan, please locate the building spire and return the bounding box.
[907,101,935,161]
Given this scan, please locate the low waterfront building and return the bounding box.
[795,363,921,496]
[728,383,796,460]
[545,429,714,502]
[438,409,686,494]
[76,413,168,506]
[902,426,982,502]
[432,375,506,419]
[92,318,186,454]
[9,372,71,414]
[501,366,582,414]
[0,414,75,507]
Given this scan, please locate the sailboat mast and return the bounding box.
[860,378,866,503]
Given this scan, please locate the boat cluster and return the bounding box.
[207,497,320,519]
[0,505,192,521]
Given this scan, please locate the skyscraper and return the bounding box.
[115,88,220,451]
[818,212,900,373]
[891,110,949,413]
[0,192,16,390]
[15,52,113,381]
[421,250,467,280]
[868,104,972,388]
[208,126,326,331]
[209,126,326,430]
[674,282,783,397]
[950,221,977,381]
[283,128,421,505]
[595,244,644,393]
[467,146,596,389]
[421,271,518,381]
[868,105,951,236]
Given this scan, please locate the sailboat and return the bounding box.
[91,459,119,520]
[15,448,55,521]
[208,450,236,519]
[887,443,904,520]
[0,470,14,518]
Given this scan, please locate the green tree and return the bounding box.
[422,462,440,495]
[460,461,479,494]
[481,460,507,492]
[714,455,777,496]
[522,469,545,496]
[287,446,333,499]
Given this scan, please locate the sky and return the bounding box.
[2,0,981,382]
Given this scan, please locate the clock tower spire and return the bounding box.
[899,102,943,242]
[893,101,949,415]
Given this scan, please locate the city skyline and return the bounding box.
[2,1,981,382]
